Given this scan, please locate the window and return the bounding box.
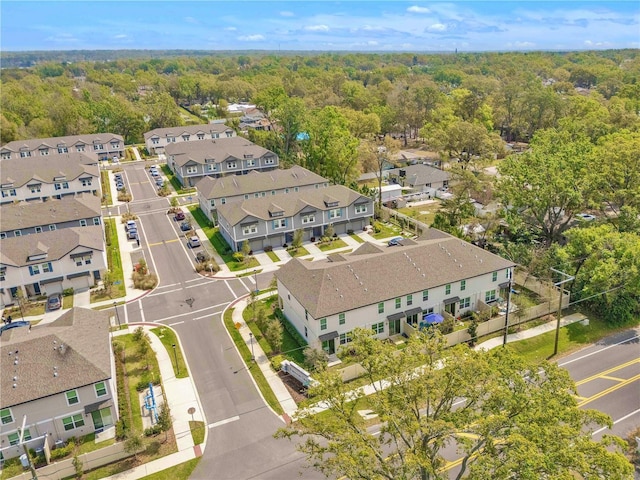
[261,192,266,197]
[254,193,259,198]
[62,414,85,431]
[395,297,401,309]
[459,297,471,309]
[355,204,367,214]
[225,131,233,138]
[460,280,466,291]
[1,189,16,197]
[9,429,31,446]
[242,224,258,235]
[210,199,216,207]
[0,267,6,281]
[244,194,249,200]
[320,318,327,330]
[407,294,413,306]
[339,313,345,325]
[76,145,85,152]
[85,257,92,265]
[197,134,204,140]
[1,408,13,424]
[285,188,290,194]
[329,208,342,219]
[1,152,12,159]
[14,230,22,237]
[226,162,237,169]
[79,219,87,227]
[506,269,510,279]
[58,147,68,154]
[42,262,53,273]
[34,226,43,233]
[81,178,92,186]
[76,259,83,267]
[302,214,315,224]
[49,225,56,231]
[273,218,286,229]
[93,144,104,151]
[0,233,5,240]
[93,218,100,226]
[378,302,384,314]
[20,151,32,158]
[485,290,497,303]
[182,135,190,141]
[246,159,255,167]
[152,138,159,145]
[186,166,198,174]
[305,310,308,320]
[423,290,429,301]
[95,381,107,397]
[271,190,276,196]
[492,272,498,282]
[54,182,69,190]
[294,187,299,192]
[65,390,79,405]
[207,164,218,173]
[220,198,226,205]
[29,265,40,276]
[265,157,275,165]
[29,184,41,193]
[372,322,384,335]
[304,326,308,337]
[212,133,220,139]
[339,332,352,345]
[445,284,451,295]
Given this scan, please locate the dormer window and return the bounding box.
[197,133,205,140]
[182,135,190,141]
[39,148,50,156]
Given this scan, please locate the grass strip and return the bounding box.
[150,327,189,378]
[139,458,201,480]
[91,218,125,301]
[266,250,280,262]
[223,308,283,415]
[189,421,205,445]
[101,170,112,205]
[349,233,365,244]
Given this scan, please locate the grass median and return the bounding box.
[150,327,189,378]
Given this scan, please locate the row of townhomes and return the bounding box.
[218,184,374,252]
[275,229,514,355]
[144,122,236,155]
[166,136,280,187]
[0,308,117,460]
[1,134,124,162]
[0,139,109,308]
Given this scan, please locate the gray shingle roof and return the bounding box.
[217,184,370,226]
[0,154,98,188]
[275,229,515,318]
[196,166,327,200]
[389,164,450,187]
[1,134,123,154]
[0,193,101,231]
[0,307,111,408]
[166,136,275,168]
[0,226,104,267]
[144,123,234,140]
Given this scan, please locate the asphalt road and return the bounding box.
[110,161,638,479]
[112,162,321,480]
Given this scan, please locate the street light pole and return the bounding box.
[113,301,121,329]
[172,344,179,375]
[254,269,258,294]
[249,332,255,361]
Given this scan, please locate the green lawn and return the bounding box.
[3,301,44,318]
[288,246,310,257]
[266,250,280,262]
[150,327,189,378]
[139,458,201,480]
[101,170,112,205]
[397,200,442,227]
[160,164,196,195]
[371,222,403,239]
[223,308,284,414]
[62,294,74,309]
[507,311,640,363]
[349,233,365,244]
[189,421,205,445]
[90,218,125,301]
[317,238,348,252]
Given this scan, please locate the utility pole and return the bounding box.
[19,415,38,480]
[502,268,513,346]
[550,268,575,357]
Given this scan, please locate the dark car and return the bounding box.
[388,236,404,247]
[196,251,210,263]
[155,178,164,187]
[174,211,185,221]
[47,293,62,311]
[180,221,191,231]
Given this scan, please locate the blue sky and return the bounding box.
[2,1,639,52]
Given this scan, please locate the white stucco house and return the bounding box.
[0,308,117,460]
[275,229,515,354]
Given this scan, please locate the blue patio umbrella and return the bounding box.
[421,313,444,328]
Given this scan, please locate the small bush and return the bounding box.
[132,271,158,290]
[121,212,138,223]
[271,354,284,371]
[347,229,354,235]
[144,425,162,437]
[118,192,132,202]
[62,288,74,297]
[264,245,273,252]
[373,221,383,233]
[232,252,244,263]
[195,261,219,273]
[275,309,307,348]
[115,419,127,440]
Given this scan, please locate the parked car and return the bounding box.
[196,251,210,263]
[114,173,122,181]
[576,213,596,221]
[112,156,120,164]
[151,170,160,177]
[388,236,404,246]
[47,293,62,311]
[155,178,164,187]
[174,210,185,221]
[125,220,137,232]
[116,183,125,191]
[180,221,191,231]
[188,236,201,248]
[127,228,138,240]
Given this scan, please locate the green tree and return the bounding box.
[124,435,143,461]
[241,240,252,265]
[497,129,593,246]
[292,229,304,250]
[277,329,631,480]
[264,319,284,353]
[157,402,172,443]
[303,347,328,372]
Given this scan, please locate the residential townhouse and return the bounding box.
[217,184,374,252]
[0,193,101,239]
[144,123,236,155]
[0,134,124,162]
[0,308,117,460]
[0,154,100,204]
[0,227,106,307]
[275,229,514,354]
[196,165,329,224]
[166,136,279,187]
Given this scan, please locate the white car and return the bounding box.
[576,213,596,221]
[188,236,201,248]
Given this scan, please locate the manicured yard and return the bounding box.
[3,301,44,318]
[349,233,365,244]
[62,294,74,309]
[223,308,283,414]
[90,218,125,302]
[397,200,442,227]
[317,238,348,252]
[160,164,196,196]
[266,250,280,262]
[288,246,310,257]
[150,327,189,379]
[371,222,403,239]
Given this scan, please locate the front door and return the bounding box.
[321,339,335,354]
[445,303,456,316]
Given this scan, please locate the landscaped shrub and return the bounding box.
[275,309,307,348]
[115,419,127,440]
[347,229,354,235]
[271,354,284,371]
[232,252,244,263]
[195,261,219,273]
[373,221,383,233]
[132,271,158,290]
[144,425,162,437]
[62,288,74,297]
[264,245,273,252]
[121,212,138,222]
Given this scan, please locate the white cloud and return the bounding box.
[114,34,127,39]
[280,11,294,17]
[238,34,264,41]
[428,23,447,32]
[407,6,430,14]
[184,16,198,24]
[515,41,535,48]
[224,27,237,31]
[304,24,330,32]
